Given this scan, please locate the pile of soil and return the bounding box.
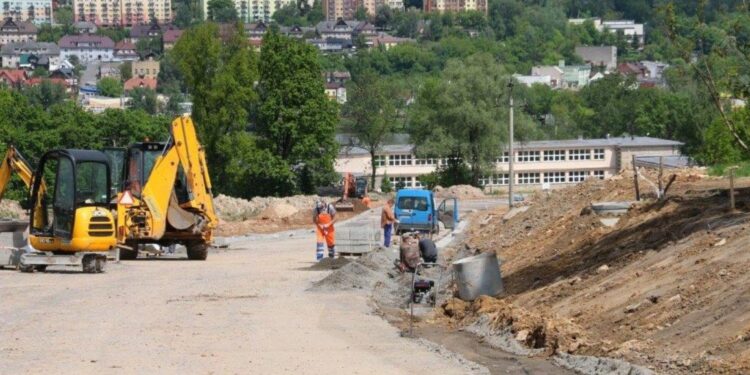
[214,194,330,221]
[450,168,750,374]
[306,257,351,271]
[434,185,486,200]
[0,200,25,219]
[309,250,396,291]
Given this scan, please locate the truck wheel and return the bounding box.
[82,255,97,273]
[19,264,34,273]
[95,257,106,273]
[36,265,47,272]
[186,242,208,261]
[119,242,138,260]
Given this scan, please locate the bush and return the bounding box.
[380,171,393,193]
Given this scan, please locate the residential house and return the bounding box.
[561,63,591,89]
[162,29,183,50]
[245,21,268,40]
[307,38,353,52]
[49,67,78,89]
[58,34,115,63]
[98,61,121,79]
[129,22,179,43]
[324,81,346,104]
[113,41,138,61]
[0,0,53,24]
[131,55,159,79]
[0,41,60,69]
[248,38,262,52]
[641,61,669,85]
[335,135,683,190]
[617,62,648,80]
[124,76,156,91]
[513,74,551,87]
[73,0,172,27]
[575,46,617,72]
[27,76,75,93]
[73,20,97,34]
[281,25,315,39]
[323,70,350,84]
[423,0,488,14]
[0,68,28,87]
[531,65,563,88]
[316,19,377,41]
[367,33,413,50]
[0,18,36,46]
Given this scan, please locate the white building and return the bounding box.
[0,41,60,68]
[0,0,53,24]
[335,136,683,190]
[513,74,551,87]
[569,18,645,48]
[203,0,296,23]
[58,34,115,63]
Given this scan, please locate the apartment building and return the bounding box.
[335,136,682,190]
[322,0,402,21]
[58,34,115,63]
[131,55,159,78]
[73,0,172,27]
[0,41,60,68]
[423,0,488,14]
[0,17,35,46]
[0,0,53,24]
[202,0,294,23]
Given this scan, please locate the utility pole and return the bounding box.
[508,81,515,209]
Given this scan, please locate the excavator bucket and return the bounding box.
[334,199,355,212]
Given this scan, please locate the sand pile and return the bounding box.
[214,194,332,221]
[259,202,298,219]
[309,250,395,291]
[434,185,486,200]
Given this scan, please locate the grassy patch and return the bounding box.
[708,161,750,177]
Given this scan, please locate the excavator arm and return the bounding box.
[0,145,40,201]
[118,116,217,241]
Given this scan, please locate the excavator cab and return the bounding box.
[29,149,117,253]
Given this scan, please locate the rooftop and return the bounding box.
[0,41,59,55]
[0,18,37,34]
[59,35,115,49]
[338,136,683,156]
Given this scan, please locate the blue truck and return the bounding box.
[393,189,459,235]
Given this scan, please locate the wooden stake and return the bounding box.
[632,155,640,201]
[729,166,738,212]
[658,156,664,199]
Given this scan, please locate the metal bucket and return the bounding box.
[452,252,503,301]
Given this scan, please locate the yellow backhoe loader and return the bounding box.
[112,116,217,260]
[0,146,118,273]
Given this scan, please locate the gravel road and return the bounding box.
[0,230,481,373]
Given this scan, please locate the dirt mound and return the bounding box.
[459,169,750,374]
[0,200,25,219]
[309,250,395,291]
[214,194,329,221]
[306,257,351,271]
[434,185,486,200]
[259,202,298,219]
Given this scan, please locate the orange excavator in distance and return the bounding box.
[334,173,368,211]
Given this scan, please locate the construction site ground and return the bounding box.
[0,203,511,374]
[443,169,750,374]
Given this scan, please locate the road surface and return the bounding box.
[0,215,485,374]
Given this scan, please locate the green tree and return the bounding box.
[374,6,392,29]
[355,6,368,21]
[306,0,325,24]
[380,171,393,193]
[172,23,259,192]
[120,61,133,81]
[343,72,401,188]
[257,31,339,192]
[128,87,159,114]
[408,54,525,185]
[97,77,123,97]
[22,80,67,109]
[207,0,238,22]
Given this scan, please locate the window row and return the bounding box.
[493,148,606,163]
[480,170,606,186]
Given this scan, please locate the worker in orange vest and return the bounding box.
[313,200,337,261]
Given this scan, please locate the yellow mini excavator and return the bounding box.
[112,115,217,260]
[0,146,118,273]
